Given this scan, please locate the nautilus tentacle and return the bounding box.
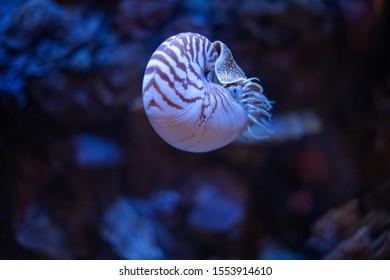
[142,32,272,152]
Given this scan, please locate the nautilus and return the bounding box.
[142,32,272,152]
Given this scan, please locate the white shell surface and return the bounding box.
[142,33,247,152]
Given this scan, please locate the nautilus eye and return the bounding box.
[228,86,243,101]
[142,32,272,152]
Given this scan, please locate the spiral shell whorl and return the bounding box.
[143,32,271,152]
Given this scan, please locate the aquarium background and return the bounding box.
[0,0,389,259]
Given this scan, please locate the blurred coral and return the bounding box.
[115,0,179,39]
[0,0,389,260]
[100,197,165,259]
[238,0,333,46]
[309,199,390,259]
[178,167,248,233]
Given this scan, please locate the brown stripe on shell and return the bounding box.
[147,98,164,111]
[151,53,203,92]
[152,81,183,110]
[153,67,203,104]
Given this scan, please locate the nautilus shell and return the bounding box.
[142,32,272,152]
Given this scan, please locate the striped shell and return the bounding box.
[142,32,272,152]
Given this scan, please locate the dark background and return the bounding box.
[0,0,389,259]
